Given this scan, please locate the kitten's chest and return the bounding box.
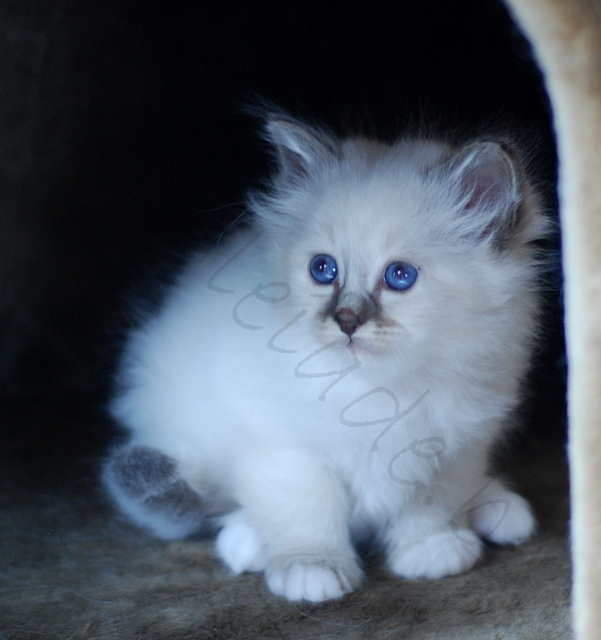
[302,374,444,477]
[321,403,445,520]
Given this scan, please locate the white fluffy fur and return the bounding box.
[106,112,548,602]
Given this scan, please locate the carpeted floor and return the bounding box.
[0,393,571,640]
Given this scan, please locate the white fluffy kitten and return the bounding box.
[104,109,548,602]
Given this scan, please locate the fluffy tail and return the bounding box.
[102,444,212,540]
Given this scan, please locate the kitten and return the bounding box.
[103,108,548,602]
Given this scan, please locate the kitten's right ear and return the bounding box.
[443,141,523,246]
[263,112,340,179]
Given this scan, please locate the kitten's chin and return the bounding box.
[349,339,390,358]
[341,335,392,359]
[315,327,395,359]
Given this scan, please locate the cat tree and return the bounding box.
[505,1,601,638]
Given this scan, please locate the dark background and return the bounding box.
[0,0,564,471]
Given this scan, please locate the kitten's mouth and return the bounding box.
[344,334,390,358]
[324,333,368,354]
[346,336,370,355]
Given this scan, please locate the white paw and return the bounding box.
[388,529,483,579]
[215,511,267,574]
[266,557,362,602]
[470,489,536,545]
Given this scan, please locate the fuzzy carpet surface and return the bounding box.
[0,394,571,640]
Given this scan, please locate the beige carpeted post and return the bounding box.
[505,1,601,638]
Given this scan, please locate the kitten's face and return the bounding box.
[278,165,495,364]
[255,116,546,369]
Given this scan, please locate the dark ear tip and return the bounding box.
[461,140,513,165]
[454,139,520,187]
[464,139,525,177]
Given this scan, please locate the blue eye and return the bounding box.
[384,261,418,291]
[310,254,338,284]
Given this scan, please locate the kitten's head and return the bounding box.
[249,110,549,372]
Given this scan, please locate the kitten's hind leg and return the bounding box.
[103,445,208,540]
[385,500,484,580]
[385,469,536,579]
[467,478,536,545]
[215,508,268,574]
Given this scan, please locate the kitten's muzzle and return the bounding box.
[335,308,364,337]
[328,291,380,337]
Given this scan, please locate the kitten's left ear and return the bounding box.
[447,141,522,245]
[264,112,340,179]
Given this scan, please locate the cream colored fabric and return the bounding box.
[505,1,601,638]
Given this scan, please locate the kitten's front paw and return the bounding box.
[215,510,267,574]
[387,529,483,579]
[469,488,536,545]
[266,556,362,602]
